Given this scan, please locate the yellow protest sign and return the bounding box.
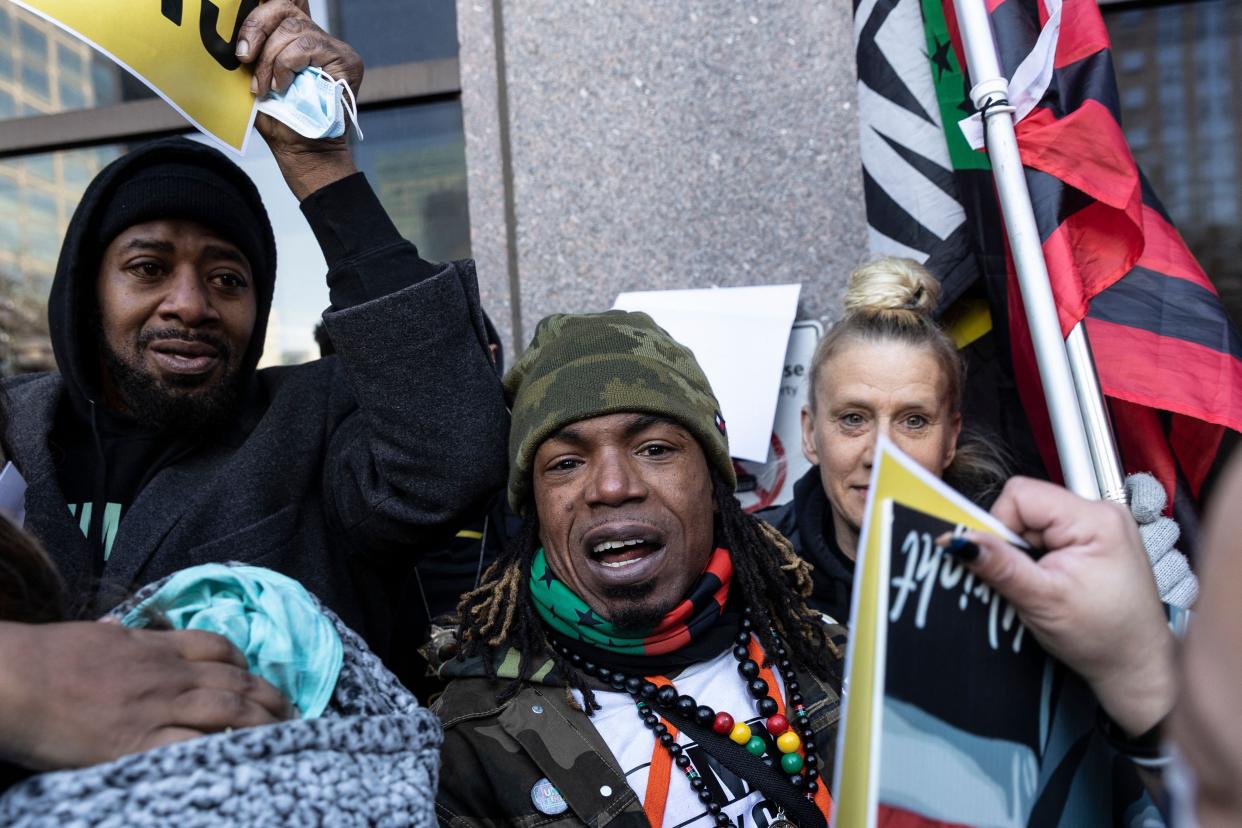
[832,436,1022,828]
[11,0,258,152]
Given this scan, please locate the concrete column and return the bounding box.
[456,0,868,357]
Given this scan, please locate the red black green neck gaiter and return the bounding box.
[530,546,738,672]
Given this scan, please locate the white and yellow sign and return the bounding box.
[832,436,1023,828]
[11,0,258,152]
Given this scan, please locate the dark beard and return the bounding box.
[601,581,665,632]
[101,329,242,435]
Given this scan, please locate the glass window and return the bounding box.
[351,100,471,265]
[331,0,459,66]
[0,146,120,374]
[1117,51,1144,73]
[0,8,10,39]
[1212,194,1238,225]
[56,42,84,78]
[20,62,50,100]
[1121,86,1146,109]
[18,20,48,62]
[1105,0,1242,327]
[23,155,56,182]
[0,89,13,120]
[23,189,60,264]
[58,76,86,110]
[0,176,18,249]
[23,188,57,217]
[0,7,155,120]
[89,57,119,106]
[61,152,98,191]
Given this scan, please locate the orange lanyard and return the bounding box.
[639,638,833,828]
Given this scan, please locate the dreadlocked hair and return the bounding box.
[456,514,596,708]
[710,470,840,684]
[455,468,841,713]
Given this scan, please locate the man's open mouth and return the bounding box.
[146,340,221,375]
[591,537,663,569]
[582,525,667,582]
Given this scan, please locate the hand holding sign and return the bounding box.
[234,1,362,199]
[956,476,1176,738]
[14,0,362,162]
[835,440,1170,827]
[236,1,359,98]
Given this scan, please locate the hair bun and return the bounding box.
[842,256,940,318]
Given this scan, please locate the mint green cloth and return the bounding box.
[121,564,343,719]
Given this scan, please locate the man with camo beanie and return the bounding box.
[433,310,846,827]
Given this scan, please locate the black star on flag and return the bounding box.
[536,562,556,588]
[576,608,603,627]
[957,76,976,117]
[930,37,953,81]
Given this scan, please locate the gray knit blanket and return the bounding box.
[0,573,442,827]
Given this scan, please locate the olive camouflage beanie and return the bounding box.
[503,310,735,513]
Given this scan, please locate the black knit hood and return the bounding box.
[47,137,277,417]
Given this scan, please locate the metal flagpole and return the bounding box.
[950,0,1122,501]
[1065,326,1128,502]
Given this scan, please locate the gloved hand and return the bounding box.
[1125,472,1198,609]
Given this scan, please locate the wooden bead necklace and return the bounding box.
[557,607,820,827]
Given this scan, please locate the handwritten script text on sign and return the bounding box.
[889,528,1027,654]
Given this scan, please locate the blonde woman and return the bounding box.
[759,257,1003,624]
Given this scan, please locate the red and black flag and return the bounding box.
[854,0,1242,528]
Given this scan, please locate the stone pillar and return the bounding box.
[456,0,868,357]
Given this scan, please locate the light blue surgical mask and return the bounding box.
[121,563,344,719]
[256,66,363,141]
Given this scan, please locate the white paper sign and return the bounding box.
[613,284,801,462]
[734,320,821,511]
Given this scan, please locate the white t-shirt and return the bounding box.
[574,648,792,828]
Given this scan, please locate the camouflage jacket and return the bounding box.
[432,642,844,827]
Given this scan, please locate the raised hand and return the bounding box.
[235,0,362,198]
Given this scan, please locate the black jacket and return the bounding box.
[757,467,855,625]
[1,139,510,658]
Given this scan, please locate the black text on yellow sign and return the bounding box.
[12,0,259,150]
[159,0,259,71]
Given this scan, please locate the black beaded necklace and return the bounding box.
[556,607,822,827]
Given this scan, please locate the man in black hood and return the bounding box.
[0,1,507,771]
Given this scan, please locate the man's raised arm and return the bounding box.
[237,2,509,548]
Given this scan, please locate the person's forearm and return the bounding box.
[272,145,359,202]
[300,172,441,310]
[0,623,44,768]
[1089,624,1177,738]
